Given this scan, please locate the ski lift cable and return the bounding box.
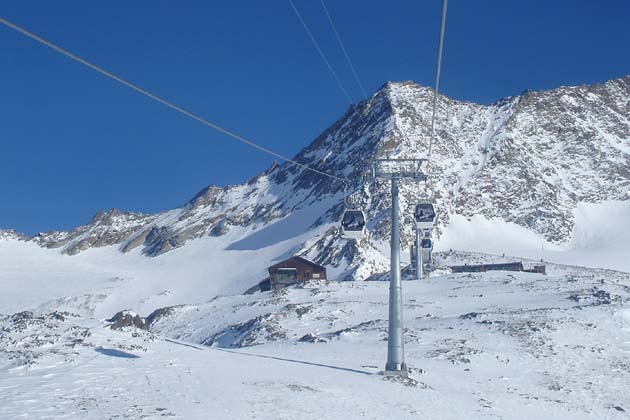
[0,16,348,183]
[319,0,368,101]
[425,0,448,186]
[288,1,374,202]
[288,0,356,108]
[318,1,397,190]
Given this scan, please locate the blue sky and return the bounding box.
[1,0,629,235]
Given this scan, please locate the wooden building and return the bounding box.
[264,256,327,290]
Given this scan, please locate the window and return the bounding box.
[312,273,320,279]
[274,268,298,285]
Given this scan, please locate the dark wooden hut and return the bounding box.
[266,256,327,290]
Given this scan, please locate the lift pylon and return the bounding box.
[372,159,426,376]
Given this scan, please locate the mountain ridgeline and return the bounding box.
[10,76,630,279]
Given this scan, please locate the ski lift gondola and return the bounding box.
[414,201,436,230]
[341,209,366,239]
[340,181,368,240]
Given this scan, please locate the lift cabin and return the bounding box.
[414,202,436,230]
[341,209,366,239]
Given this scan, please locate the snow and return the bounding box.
[0,219,332,318]
[617,309,630,330]
[2,202,630,419]
[437,200,630,273]
[437,213,561,257]
[1,263,629,419]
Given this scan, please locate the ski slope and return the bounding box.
[0,222,333,318]
[1,260,629,419]
[438,200,630,273]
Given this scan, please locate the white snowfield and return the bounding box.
[1,230,630,419]
[438,200,630,274]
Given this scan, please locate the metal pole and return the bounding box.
[425,246,429,278]
[415,226,422,280]
[385,178,407,375]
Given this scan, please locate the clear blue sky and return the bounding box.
[1,1,628,235]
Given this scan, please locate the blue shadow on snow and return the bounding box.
[95,347,140,359]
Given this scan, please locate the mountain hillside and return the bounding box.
[13,76,630,280]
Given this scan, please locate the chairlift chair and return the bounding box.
[341,209,367,239]
[414,201,437,230]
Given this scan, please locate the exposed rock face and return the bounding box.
[32,209,156,255]
[442,78,630,240]
[16,77,630,277]
[105,307,180,332]
[107,310,147,331]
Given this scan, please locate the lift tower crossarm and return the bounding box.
[372,158,427,181]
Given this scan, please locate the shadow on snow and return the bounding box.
[95,347,141,359]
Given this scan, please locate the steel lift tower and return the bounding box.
[372,159,427,376]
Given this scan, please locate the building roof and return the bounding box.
[451,262,524,271]
[268,255,325,272]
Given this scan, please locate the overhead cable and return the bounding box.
[287,0,356,107]
[0,16,347,182]
[319,0,367,100]
[425,0,448,181]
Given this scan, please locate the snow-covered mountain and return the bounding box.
[9,76,630,279]
[2,77,630,420]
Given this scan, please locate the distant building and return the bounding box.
[525,265,546,275]
[451,262,524,273]
[257,256,327,292]
[451,262,546,274]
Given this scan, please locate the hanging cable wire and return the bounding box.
[288,0,373,201]
[319,0,367,101]
[0,16,347,182]
[287,0,356,107]
[425,0,448,186]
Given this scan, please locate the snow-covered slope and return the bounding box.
[2,258,629,419]
[438,200,630,273]
[0,222,332,318]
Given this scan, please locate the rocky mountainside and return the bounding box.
[20,76,630,278]
[30,209,156,256]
